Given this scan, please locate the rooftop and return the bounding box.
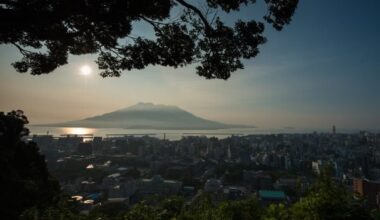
[258,190,286,200]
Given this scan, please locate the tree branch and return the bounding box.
[175,0,213,33]
[11,42,32,56]
[139,16,164,36]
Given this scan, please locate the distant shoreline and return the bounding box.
[31,124,256,130]
[27,126,379,141]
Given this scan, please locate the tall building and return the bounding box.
[92,136,103,154]
[353,178,380,209]
[332,125,336,134]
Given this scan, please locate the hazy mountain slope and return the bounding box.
[45,103,250,129]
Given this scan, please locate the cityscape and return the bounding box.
[1,0,380,219]
[29,127,380,214]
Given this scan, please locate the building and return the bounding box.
[353,178,380,209]
[77,142,92,155]
[92,136,103,154]
[137,175,182,196]
[258,190,287,205]
[243,170,273,190]
[312,160,324,175]
[204,178,222,193]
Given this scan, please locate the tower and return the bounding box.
[332,125,336,134]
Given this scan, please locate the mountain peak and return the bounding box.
[120,102,180,112]
[136,102,154,106]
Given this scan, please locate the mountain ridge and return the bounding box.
[39,103,253,130]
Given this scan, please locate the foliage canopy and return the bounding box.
[0,111,60,219]
[0,0,298,79]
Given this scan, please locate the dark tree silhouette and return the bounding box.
[0,0,298,79]
[0,110,60,219]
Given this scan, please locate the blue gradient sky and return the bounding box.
[0,0,379,131]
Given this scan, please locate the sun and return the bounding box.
[80,65,92,76]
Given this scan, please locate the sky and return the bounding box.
[0,0,379,131]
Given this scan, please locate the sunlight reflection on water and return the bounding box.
[63,127,94,135]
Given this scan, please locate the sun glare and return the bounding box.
[80,65,92,76]
[64,127,93,135]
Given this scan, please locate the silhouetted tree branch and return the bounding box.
[175,0,213,33]
[0,0,298,79]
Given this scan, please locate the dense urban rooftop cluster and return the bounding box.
[29,130,380,214]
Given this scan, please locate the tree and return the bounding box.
[289,168,374,220]
[88,201,129,220]
[216,197,263,220]
[0,0,298,79]
[0,110,60,219]
[262,203,289,220]
[21,199,85,220]
[158,196,185,219]
[123,201,159,220]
